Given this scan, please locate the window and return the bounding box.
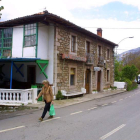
[107,70,110,82]
[0,28,12,58]
[107,48,110,60]
[24,23,37,47]
[70,68,75,85]
[71,35,76,52]
[98,45,102,62]
[86,41,90,54]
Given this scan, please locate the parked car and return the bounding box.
[137,74,140,84]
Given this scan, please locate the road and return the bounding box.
[0,85,140,140]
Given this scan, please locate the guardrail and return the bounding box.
[0,89,33,105]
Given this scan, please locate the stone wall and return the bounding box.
[55,25,115,93]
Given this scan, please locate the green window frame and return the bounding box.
[0,28,13,58]
[23,23,38,47]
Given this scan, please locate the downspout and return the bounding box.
[54,26,57,95]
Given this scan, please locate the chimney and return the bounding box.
[97,28,102,37]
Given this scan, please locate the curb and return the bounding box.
[29,90,127,110]
[54,90,127,109]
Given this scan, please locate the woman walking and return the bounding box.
[36,80,54,121]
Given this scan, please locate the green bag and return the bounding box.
[49,105,56,116]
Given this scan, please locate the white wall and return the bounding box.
[38,23,49,59]
[114,82,126,89]
[37,23,54,84]
[12,25,23,57]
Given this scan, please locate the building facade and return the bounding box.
[54,26,116,94]
[0,11,117,95]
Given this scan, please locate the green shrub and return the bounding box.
[110,86,117,90]
[56,90,64,100]
[125,79,138,91]
[125,79,132,91]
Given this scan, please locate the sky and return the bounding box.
[1,0,140,54]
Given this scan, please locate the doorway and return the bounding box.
[97,71,101,91]
[85,69,90,94]
[27,65,36,85]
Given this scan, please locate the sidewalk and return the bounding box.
[26,89,126,109]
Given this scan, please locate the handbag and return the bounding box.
[49,104,56,116]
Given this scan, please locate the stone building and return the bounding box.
[0,11,117,95]
[54,25,117,94]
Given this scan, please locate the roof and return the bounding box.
[0,11,118,46]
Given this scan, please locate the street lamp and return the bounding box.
[116,36,134,55]
[118,36,134,45]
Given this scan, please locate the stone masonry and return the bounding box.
[55,25,115,94]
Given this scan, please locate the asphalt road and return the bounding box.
[0,85,140,140]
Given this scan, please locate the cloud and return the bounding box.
[1,0,140,54]
[124,11,129,15]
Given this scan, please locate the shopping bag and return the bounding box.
[49,105,56,116]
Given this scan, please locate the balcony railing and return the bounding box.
[86,53,94,65]
[97,56,104,67]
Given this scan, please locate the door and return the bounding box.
[97,71,101,91]
[27,66,36,85]
[85,69,90,94]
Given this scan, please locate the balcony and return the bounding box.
[97,56,104,67]
[86,53,94,65]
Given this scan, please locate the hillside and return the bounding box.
[118,47,140,61]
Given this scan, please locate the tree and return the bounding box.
[122,50,140,73]
[0,0,4,19]
[122,65,138,81]
[114,58,123,81]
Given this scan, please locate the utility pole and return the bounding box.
[0,0,4,19]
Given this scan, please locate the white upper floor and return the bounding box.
[0,22,54,60]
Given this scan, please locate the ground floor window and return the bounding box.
[107,70,110,82]
[70,68,75,86]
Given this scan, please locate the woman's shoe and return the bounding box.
[48,116,53,119]
[39,117,43,121]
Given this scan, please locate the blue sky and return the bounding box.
[71,1,140,21]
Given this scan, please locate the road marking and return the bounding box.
[111,101,117,103]
[42,117,60,123]
[119,99,123,101]
[102,104,108,107]
[0,126,25,133]
[88,107,97,110]
[100,124,126,140]
[70,111,83,115]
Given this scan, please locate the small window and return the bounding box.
[107,70,110,82]
[71,35,76,52]
[107,49,110,60]
[24,23,37,47]
[86,41,90,54]
[98,45,102,62]
[70,68,75,85]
